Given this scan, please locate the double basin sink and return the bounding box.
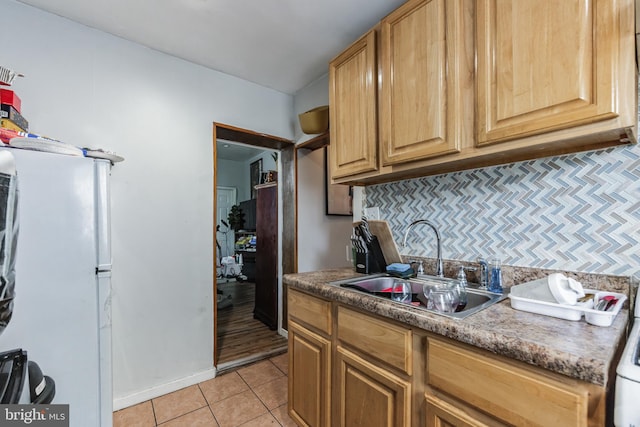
[330,274,507,319]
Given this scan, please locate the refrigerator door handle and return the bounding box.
[96,270,113,426]
[94,160,112,270]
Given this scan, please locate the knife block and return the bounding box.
[355,252,371,274]
[355,238,386,274]
[355,252,384,274]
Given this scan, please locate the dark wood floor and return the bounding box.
[216,281,287,365]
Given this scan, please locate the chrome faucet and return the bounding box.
[402,219,444,278]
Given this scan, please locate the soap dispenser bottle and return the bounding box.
[488,258,503,294]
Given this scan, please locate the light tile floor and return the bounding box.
[113,353,297,427]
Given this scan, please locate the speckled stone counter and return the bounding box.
[284,268,629,387]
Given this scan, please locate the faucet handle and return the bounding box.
[409,259,425,275]
[457,265,477,285]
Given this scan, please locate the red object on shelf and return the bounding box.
[0,89,21,113]
[0,127,22,144]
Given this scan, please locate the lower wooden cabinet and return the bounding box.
[288,289,610,427]
[335,346,411,427]
[288,320,331,427]
[426,337,603,427]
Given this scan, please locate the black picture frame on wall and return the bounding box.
[250,159,262,199]
[325,148,353,216]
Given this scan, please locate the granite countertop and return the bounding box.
[284,268,629,387]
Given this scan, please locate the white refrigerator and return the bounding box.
[0,146,113,427]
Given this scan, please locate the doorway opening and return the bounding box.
[213,123,295,372]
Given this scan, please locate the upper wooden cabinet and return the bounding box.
[329,0,473,180]
[476,0,633,146]
[328,0,636,185]
[380,0,471,165]
[329,30,378,179]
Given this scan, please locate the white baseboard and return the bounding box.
[113,367,217,411]
[278,327,288,339]
[114,330,288,411]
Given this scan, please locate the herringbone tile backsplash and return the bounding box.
[365,145,640,276]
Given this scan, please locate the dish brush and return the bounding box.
[0,65,24,86]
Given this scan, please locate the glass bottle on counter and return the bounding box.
[488,257,503,294]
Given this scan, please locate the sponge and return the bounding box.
[386,263,415,279]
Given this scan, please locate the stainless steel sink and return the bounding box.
[329,274,507,319]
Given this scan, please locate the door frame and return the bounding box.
[212,122,296,367]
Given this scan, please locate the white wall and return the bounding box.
[246,149,278,183]
[217,150,278,205]
[251,150,278,173]
[217,159,247,201]
[218,150,278,205]
[294,75,353,271]
[1,0,294,407]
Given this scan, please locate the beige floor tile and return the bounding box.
[237,360,284,389]
[271,403,298,427]
[251,376,288,410]
[237,412,280,426]
[209,390,268,427]
[113,401,156,427]
[199,371,250,404]
[269,353,288,375]
[152,385,208,424]
[113,353,291,427]
[158,407,218,427]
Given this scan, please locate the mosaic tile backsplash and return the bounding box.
[366,144,640,277]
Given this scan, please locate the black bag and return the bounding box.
[0,159,19,336]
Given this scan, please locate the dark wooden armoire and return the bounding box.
[254,182,278,329]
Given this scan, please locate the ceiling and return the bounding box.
[16,0,406,95]
[216,140,266,162]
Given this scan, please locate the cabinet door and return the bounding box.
[380,0,468,165]
[335,346,411,427]
[288,321,331,427]
[477,0,621,146]
[329,30,378,179]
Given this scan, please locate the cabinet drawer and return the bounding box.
[288,289,332,335]
[427,337,591,427]
[337,306,412,375]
